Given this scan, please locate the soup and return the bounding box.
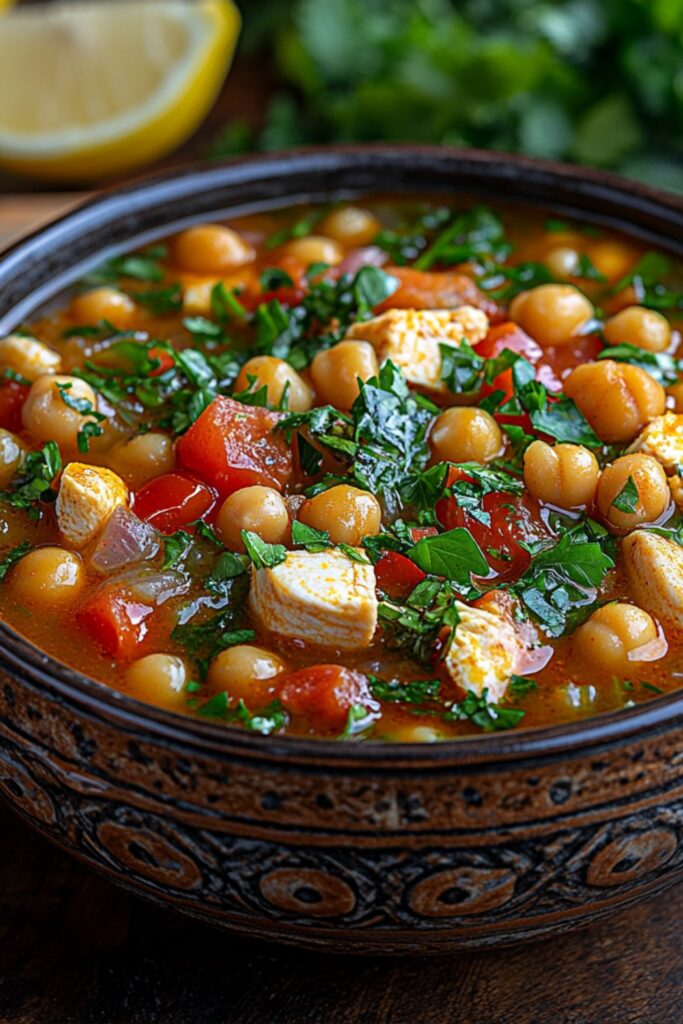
[0,196,682,741]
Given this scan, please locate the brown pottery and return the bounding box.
[0,147,683,954]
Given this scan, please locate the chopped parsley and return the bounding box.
[407,527,489,587]
[0,540,31,582]
[445,689,525,731]
[368,675,441,704]
[197,692,288,734]
[512,529,615,637]
[241,530,287,569]
[0,441,61,518]
[611,475,640,514]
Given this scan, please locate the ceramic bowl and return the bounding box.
[1,147,683,954]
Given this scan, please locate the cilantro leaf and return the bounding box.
[611,475,640,513]
[291,520,331,549]
[513,531,615,636]
[197,693,287,734]
[0,540,31,582]
[368,675,441,704]
[0,441,61,518]
[378,577,460,664]
[241,530,287,569]
[407,527,489,586]
[445,689,525,731]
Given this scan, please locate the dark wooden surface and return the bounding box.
[2,59,683,1024]
[1,800,682,1024]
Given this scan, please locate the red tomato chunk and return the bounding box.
[77,588,155,660]
[176,396,294,496]
[279,665,374,733]
[133,472,215,534]
[375,551,426,600]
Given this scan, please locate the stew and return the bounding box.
[1,196,682,741]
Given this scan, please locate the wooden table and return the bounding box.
[2,108,683,1024]
[1,799,682,1024]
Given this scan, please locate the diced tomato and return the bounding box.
[76,589,155,660]
[375,551,426,600]
[0,380,29,432]
[376,266,499,317]
[476,321,543,363]
[408,526,438,543]
[437,490,548,582]
[176,396,294,496]
[477,321,563,401]
[279,665,374,734]
[133,472,216,534]
[148,346,175,377]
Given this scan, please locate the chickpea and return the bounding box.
[573,603,663,674]
[509,284,593,348]
[298,484,382,545]
[603,306,671,354]
[235,356,313,413]
[126,654,188,711]
[0,334,60,381]
[70,287,136,329]
[9,547,84,606]
[597,453,670,532]
[319,207,381,248]
[430,407,502,465]
[22,374,99,450]
[282,235,343,267]
[668,379,683,413]
[216,486,289,552]
[588,239,638,284]
[544,246,580,280]
[107,432,175,489]
[0,430,25,489]
[206,644,286,705]
[523,440,599,509]
[172,224,254,273]
[310,340,378,409]
[564,360,665,444]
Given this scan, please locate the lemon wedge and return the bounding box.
[0,0,240,183]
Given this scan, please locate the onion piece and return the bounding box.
[337,246,388,276]
[90,506,159,575]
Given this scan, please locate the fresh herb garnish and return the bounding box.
[197,692,287,734]
[130,283,183,315]
[445,688,525,731]
[80,247,166,287]
[509,674,539,697]
[512,529,615,636]
[379,576,460,664]
[611,475,640,514]
[0,441,61,518]
[241,530,288,569]
[0,540,31,582]
[407,527,489,586]
[368,674,441,704]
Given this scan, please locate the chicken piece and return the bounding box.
[249,548,377,650]
[0,334,60,381]
[56,462,128,549]
[630,413,683,472]
[445,594,523,704]
[344,307,489,392]
[622,530,683,629]
[629,413,683,508]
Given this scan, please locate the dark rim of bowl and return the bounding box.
[1,143,683,768]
